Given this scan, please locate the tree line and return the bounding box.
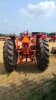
[0,33,16,37]
[0,32,56,37]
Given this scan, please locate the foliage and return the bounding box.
[0,33,9,37]
[27,75,56,100]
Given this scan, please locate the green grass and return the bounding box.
[27,75,56,100]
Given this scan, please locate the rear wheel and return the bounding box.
[3,39,17,72]
[36,38,49,71]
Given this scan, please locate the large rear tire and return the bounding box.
[36,38,49,71]
[3,39,17,72]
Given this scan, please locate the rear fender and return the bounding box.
[10,36,16,49]
[36,34,42,52]
[10,35,15,40]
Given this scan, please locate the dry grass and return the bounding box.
[0,40,56,100]
[0,41,4,63]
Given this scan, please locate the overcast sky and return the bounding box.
[0,0,56,34]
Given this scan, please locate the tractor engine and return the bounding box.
[16,35,36,63]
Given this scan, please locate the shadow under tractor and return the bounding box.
[3,32,49,72]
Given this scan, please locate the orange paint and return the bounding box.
[22,35,30,43]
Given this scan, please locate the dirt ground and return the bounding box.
[0,40,56,100]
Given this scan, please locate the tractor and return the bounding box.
[19,30,32,40]
[49,33,56,42]
[3,31,49,72]
[49,33,56,53]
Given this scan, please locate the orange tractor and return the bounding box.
[3,32,49,72]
